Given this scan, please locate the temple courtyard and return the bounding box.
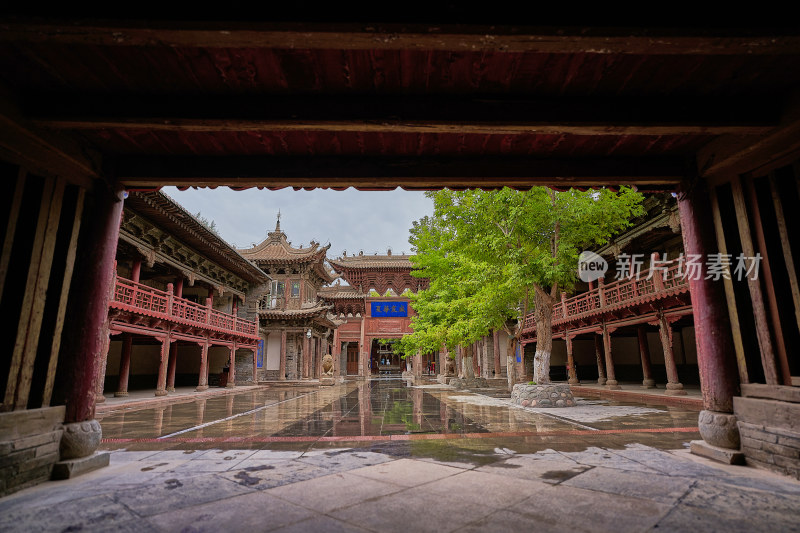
[1,379,798,532]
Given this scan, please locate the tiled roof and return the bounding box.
[328,254,414,270]
[318,285,364,300]
[257,302,333,319]
[125,191,270,284]
[238,221,330,264]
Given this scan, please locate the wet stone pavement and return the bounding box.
[2,378,799,532]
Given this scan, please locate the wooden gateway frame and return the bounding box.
[1,16,800,493]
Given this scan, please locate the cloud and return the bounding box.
[162,187,433,258]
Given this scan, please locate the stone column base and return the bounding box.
[690,440,744,465]
[568,378,580,385]
[195,385,209,392]
[641,379,656,389]
[226,383,236,388]
[605,380,621,390]
[166,387,176,393]
[95,395,106,404]
[597,378,607,385]
[52,451,110,480]
[60,420,102,460]
[698,410,740,449]
[665,382,687,395]
[114,391,129,397]
[319,376,335,386]
[155,389,168,396]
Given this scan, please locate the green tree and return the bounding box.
[399,186,643,388]
[194,211,218,233]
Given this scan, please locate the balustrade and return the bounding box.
[110,275,257,337]
[523,260,689,333]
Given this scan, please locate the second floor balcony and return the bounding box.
[109,274,258,339]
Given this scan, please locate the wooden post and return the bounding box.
[279,329,287,380]
[359,317,367,378]
[174,276,184,298]
[115,333,133,397]
[659,313,686,395]
[196,339,209,391]
[5,176,64,409]
[493,330,501,379]
[602,324,620,389]
[94,327,111,404]
[769,173,800,336]
[252,347,258,384]
[744,175,791,385]
[594,334,606,385]
[332,327,341,377]
[155,336,170,396]
[566,333,579,384]
[227,344,236,387]
[678,178,740,449]
[57,182,124,427]
[166,342,178,392]
[731,176,780,384]
[637,326,655,389]
[130,259,142,284]
[709,186,749,383]
[302,332,310,379]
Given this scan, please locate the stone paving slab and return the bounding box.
[1,445,800,532]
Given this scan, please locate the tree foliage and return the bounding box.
[398,186,644,384]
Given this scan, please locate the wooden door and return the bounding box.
[346,344,359,375]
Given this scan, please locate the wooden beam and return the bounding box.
[769,171,800,336]
[114,155,686,189]
[708,185,749,384]
[0,168,25,301]
[2,22,800,55]
[698,97,800,179]
[0,85,100,188]
[42,187,85,407]
[4,176,54,409]
[30,95,778,137]
[730,176,780,385]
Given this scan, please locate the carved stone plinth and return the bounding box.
[641,379,656,389]
[60,420,102,460]
[319,376,335,386]
[511,383,576,408]
[698,410,740,449]
[605,379,621,390]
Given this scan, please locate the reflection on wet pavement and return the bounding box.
[99,378,701,459]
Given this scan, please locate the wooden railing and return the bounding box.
[111,275,257,336]
[524,260,689,332]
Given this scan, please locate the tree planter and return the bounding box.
[511,383,576,408]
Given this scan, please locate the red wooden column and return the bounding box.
[566,332,579,384]
[252,346,258,384]
[130,259,142,284]
[359,317,367,378]
[166,343,178,393]
[56,182,124,464]
[678,178,740,450]
[196,339,209,391]
[658,313,686,395]
[115,333,133,397]
[315,336,322,378]
[155,335,171,396]
[594,334,606,385]
[302,333,310,379]
[602,324,621,389]
[332,327,341,377]
[493,330,501,378]
[174,276,184,298]
[227,344,237,387]
[94,328,112,404]
[279,329,287,380]
[637,326,656,389]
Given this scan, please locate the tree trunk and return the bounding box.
[506,336,517,391]
[533,287,554,384]
[464,344,475,379]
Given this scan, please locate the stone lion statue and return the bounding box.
[322,353,334,376]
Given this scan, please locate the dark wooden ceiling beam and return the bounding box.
[113,155,687,190]
[2,22,800,54]
[30,95,779,137]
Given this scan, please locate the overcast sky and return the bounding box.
[162,187,433,258]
